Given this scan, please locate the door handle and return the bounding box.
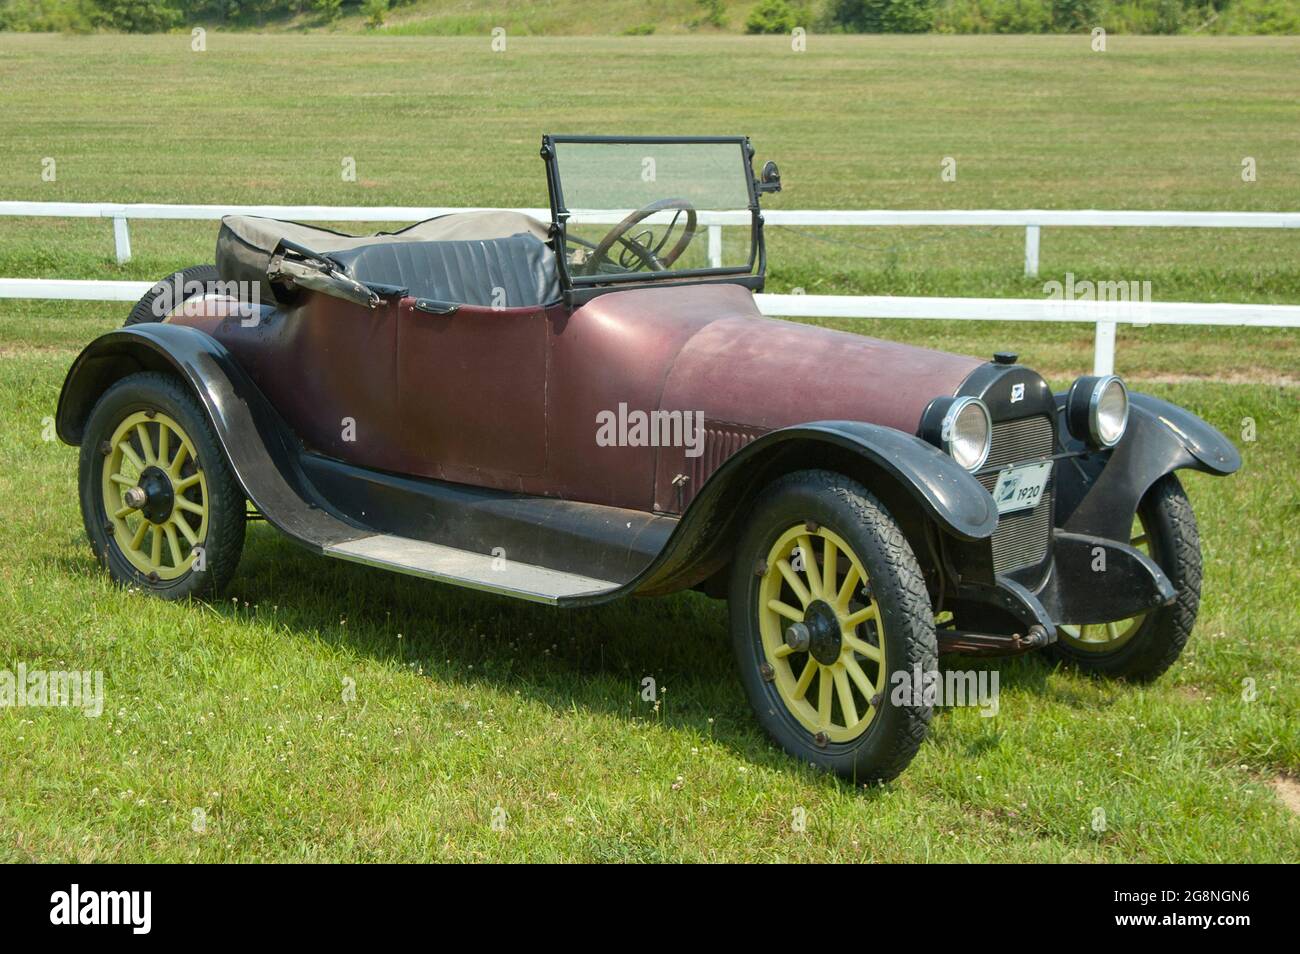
[414,299,460,316]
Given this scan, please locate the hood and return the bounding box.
[654,285,984,435]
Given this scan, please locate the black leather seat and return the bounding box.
[329,232,560,308]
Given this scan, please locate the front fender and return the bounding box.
[1128,392,1241,475]
[632,419,996,596]
[1054,390,1240,542]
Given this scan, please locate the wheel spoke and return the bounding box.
[772,643,795,660]
[157,425,170,468]
[114,504,134,519]
[173,512,198,546]
[168,442,189,476]
[844,655,876,699]
[843,604,878,629]
[109,473,135,486]
[822,537,838,601]
[1131,533,1148,548]
[164,523,182,566]
[150,525,162,566]
[776,559,812,608]
[833,666,859,727]
[173,473,201,493]
[135,423,155,464]
[767,599,804,623]
[791,659,817,701]
[118,441,146,472]
[130,520,149,550]
[174,497,205,517]
[1106,621,1120,641]
[844,633,882,662]
[835,564,860,609]
[797,534,822,597]
[817,666,833,729]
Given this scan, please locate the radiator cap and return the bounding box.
[993,352,1018,365]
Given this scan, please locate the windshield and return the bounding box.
[546,137,757,285]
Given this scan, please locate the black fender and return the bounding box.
[632,420,996,596]
[1054,390,1241,543]
[57,323,363,548]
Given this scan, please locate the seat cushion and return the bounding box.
[329,234,560,308]
[215,211,559,307]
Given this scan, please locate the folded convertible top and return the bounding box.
[216,210,555,306]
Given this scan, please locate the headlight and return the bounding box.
[941,397,992,471]
[1066,374,1129,449]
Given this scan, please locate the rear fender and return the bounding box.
[57,323,356,547]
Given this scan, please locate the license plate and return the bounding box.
[991,461,1052,515]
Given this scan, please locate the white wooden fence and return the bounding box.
[1,202,1297,374]
[4,278,1298,377]
[2,201,1297,276]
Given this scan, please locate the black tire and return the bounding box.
[729,469,937,783]
[125,264,220,326]
[1045,473,1201,682]
[79,371,246,600]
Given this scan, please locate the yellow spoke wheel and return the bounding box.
[100,410,209,581]
[758,524,886,744]
[1057,513,1150,653]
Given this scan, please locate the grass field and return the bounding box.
[0,34,1297,861]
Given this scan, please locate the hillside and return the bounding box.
[2,0,1296,36]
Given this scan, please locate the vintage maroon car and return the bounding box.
[57,136,1240,781]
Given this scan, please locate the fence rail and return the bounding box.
[2,201,1297,277]
[4,278,1297,376]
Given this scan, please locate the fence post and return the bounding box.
[1024,225,1040,279]
[707,224,722,268]
[113,216,132,264]
[1093,319,1117,375]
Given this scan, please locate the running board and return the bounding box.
[324,534,619,604]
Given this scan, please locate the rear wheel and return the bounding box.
[125,263,219,325]
[1046,473,1201,682]
[79,371,245,599]
[729,470,937,782]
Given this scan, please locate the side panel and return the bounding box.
[395,300,550,482]
[168,292,405,473]
[541,284,739,509]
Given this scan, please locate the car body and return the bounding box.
[57,135,1241,780]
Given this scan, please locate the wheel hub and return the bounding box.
[134,465,175,524]
[803,600,843,665]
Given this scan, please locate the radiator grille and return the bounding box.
[978,414,1055,573]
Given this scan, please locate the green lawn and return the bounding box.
[0,34,1297,861]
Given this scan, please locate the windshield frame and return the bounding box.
[541,134,766,303]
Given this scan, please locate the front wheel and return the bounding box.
[1045,473,1201,682]
[728,469,937,782]
[79,371,246,599]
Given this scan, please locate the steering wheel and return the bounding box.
[582,198,698,274]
